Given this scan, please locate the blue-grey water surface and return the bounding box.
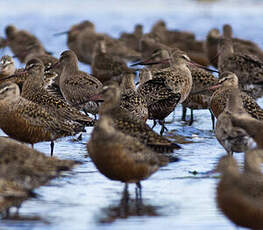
[0,0,263,229]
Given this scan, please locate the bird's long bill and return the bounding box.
[130,58,171,66]
[191,84,221,95]
[89,93,104,102]
[187,61,219,73]
[0,73,25,81]
[53,31,69,36]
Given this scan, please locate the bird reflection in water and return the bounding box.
[98,187,161,224]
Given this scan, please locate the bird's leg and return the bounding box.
[31,143,34,149]
[181,106,187,121]
[135,182,142,200]
[122,183,129,204]
[50,141,55,157]
[159,120,168,136]
[15,204,21,216]
[209,109,215,130]
[188,109,194,126]
[83,108,89,116]
[152,120,157,129]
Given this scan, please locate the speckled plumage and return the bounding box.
[87,115,168,185]
[218,25,263,99]
[91,40,134,84]
[96,83,180,153]
[215,88,254,155]
[21,58,94,126]
[120,73,148,121]
[210,73,263,120]
[58,50,103,112]
[0,82,84,155]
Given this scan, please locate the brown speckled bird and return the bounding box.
[91,39,135,84]
[92,83,181,154]
[5,25,48,63]
[21,58,94,126]
[57,50,103,114]
[215,88,254,155]
[120,72,148,121]
[136,48,192,135]
[0,82,84,156]
[87,85,168,196]
[209,72,263,120]
[218,24,263,99]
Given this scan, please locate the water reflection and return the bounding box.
[97,189,162,224]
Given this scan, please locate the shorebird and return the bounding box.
[205,28,221,68]
[120,72,148,121]
[150,20,195,47]
[136,48,192,135]
[56,21,140,65]
[181,64,218,128]
[218,24,263,99]
[216,151,263,229]
[231,106,263,149]
[119,24,143,52]
[206,25,263,68]
[91,39,135,84]
[4,25,48,63]
[87,88,168,197]
[57,50,103,114]
[92,83,180,154]
[135,47,217,129]
[209,72,263,120]
[0,136,77,214]
[0,82,84,156]
[21,58,94,126]
[215,88,254,155]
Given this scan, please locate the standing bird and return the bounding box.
[0,82,84,155]
[136,48,192,134]
[120,72,148,122]
[87,85,168,197]
[218,24,263,99]
[21,58,94,126]
[4,25,48,63]
[215,88,254,155]
[57,50,103,115]
[91,83,180,154]
[91,39,135,84]
[209,72,263,120]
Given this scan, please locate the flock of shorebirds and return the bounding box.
[1,19,263,228]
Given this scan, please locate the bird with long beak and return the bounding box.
[218,24,263,99]
[215,88,255,155]
[135,48,218,131]
[135,48,193,135]
[206,72,263,121]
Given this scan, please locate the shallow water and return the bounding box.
[1,0,263,229]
